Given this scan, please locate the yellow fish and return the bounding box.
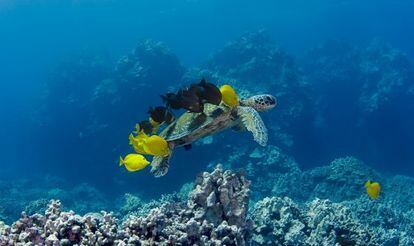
[220,84,239,107]
[365,180,381,199]
[129,125,151,153]
[129,133,147,155]
[119,154,150,172]
[129,130,170,157]
[143,135,170,157]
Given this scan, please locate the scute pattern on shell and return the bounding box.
[160,104,231,141]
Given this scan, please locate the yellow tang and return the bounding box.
[143,135,170,157]
[220,84,239,107]
[129,132,149,155]
[119,154,150,172]
[365,180,381,199]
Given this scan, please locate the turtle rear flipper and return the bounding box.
[150,155,171,177]
[237,106,268,146]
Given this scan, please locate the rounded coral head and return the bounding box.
[241,94,277,112]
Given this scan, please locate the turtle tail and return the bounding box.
[150,155,171,177]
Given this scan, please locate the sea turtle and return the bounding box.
[150,94,277,177]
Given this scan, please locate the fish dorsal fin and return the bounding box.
[237,106,268,146]
[365,180,371,188]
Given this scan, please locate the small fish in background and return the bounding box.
[220,84,239,107]
[365,180,381,199]
[119,154,150,172]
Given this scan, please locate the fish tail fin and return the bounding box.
[119,156,125,166]
[365,180,371,188]
[129,133,135,145]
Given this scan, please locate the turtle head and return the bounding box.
[240,94,276,112]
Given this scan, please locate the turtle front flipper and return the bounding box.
[150,155,171,177]
[237,106,268,146]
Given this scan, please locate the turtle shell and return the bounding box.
[160,104,231,141]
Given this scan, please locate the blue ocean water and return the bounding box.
[1,0,414,237]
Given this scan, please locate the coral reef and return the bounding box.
[0,200,118,245]
[250,197,414,245]
[1,166,252,245]
[220,144,414,244]
[117,165,252,245]
[2,162,414,245]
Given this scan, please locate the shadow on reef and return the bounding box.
[1,165,414,245]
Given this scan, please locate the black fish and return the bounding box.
[177,88,204,113]
[148,106,175,124]
[138,120,153,135]
[198,79,222,105]
[188,83,204,97]
[161,93,182,110]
